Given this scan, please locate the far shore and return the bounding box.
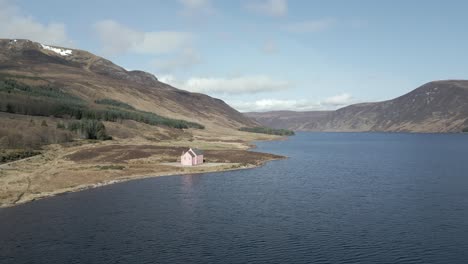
[0,132,285,208]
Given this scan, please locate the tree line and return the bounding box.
[0,79,205,130]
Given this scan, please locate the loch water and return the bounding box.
[1,132,468,264]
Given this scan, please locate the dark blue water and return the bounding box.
[1,133,468,264]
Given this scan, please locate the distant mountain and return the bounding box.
[0,39,257,129]
[246,80,468,133]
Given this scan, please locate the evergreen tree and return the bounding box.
[6,103,14,113]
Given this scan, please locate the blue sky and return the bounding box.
[2,0,468,111]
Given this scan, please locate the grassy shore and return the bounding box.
[0,127,285,208]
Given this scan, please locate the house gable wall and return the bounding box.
[181,152,193,166]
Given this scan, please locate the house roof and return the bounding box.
[191,148,204,155]
[183,148,203,157]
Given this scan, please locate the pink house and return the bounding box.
[180,148,204,166]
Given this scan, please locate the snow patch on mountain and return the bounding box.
[40,44,72,56]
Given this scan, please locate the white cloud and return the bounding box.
[230,93,355,112]
[93,20,142,55]
[245,0,288,17]
[135,31,193,54]
[284,18,336,33]
[94,20,193,56]
[0,0,70,46]
[152,48,202,72]
[322,93,353,106]
[178,0,215,16]
[158,75,177,84]
[232,99,316,112]
[159,75,291,95]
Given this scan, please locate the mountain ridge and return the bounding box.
[246,80,468,133]
[0,39,257,129]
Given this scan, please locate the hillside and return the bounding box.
[246,111,331,131]
[0,39,257,130]
[0,39,281,208]
[246,80,468,133]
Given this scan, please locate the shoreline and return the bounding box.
[1,158,283,209]
[0,135,286,209]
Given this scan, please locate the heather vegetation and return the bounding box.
[239,126,295,136]
[0,79,204,129]
[97,165,126,170]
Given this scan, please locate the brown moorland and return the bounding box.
[0,39,286,208]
